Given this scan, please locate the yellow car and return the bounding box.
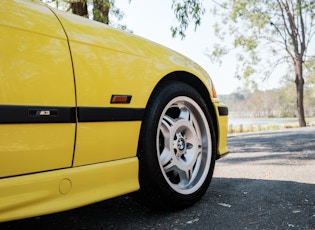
[0,0,228,222]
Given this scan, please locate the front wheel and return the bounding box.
[135,81,216,210]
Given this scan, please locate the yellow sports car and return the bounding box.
[0,0,228,222]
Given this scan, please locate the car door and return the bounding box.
[53,10,152,166]
[0,0,76,177]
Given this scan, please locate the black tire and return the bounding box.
[134,81,217,210]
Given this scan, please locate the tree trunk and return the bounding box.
[294,59,306,127]
[71,1,88,17]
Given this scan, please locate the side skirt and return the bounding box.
[0,158,139,222]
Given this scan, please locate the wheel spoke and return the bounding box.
[161,115,176,137]
[189,151,202,183]
[159,115,178,172]
[155,94,212,195]
[178,168,191,186]
[160,148,174,170]
[177,150,202,188]
[138,81,217,209]
[178,106,190,121]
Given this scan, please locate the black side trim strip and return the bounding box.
[0,105,145,124]
[0,105,76,124]
[218,106,229,116]
[78,107,144,122]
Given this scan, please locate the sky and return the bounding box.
[115,0,284,95]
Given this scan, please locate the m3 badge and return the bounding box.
[29,109,58,117]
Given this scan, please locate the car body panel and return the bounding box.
[0,1,75,106]
[0,0,229,222]
[0,157,139,222]
[74,122,141,166]
[53,9,216,108]
[53,9,223,165]
[53,11,151,164]
[213,100,229,155]
[218,115,229,155]
[0,124,75,178]
[0,0,76,177]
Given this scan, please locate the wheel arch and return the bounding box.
[144,71,219,149]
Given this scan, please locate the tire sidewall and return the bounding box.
[137,81,216,209]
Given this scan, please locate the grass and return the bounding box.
[228,117,315,134]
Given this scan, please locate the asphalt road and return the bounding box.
[2,127,315,229]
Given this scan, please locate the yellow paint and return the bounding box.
[53,8,216,107]
[216,109,229,155]
[0,0,76,178]
[59,178,72,195]
[0,124,75,177]
[74,122,141,166]
[0,0,229,222]
[69,42,152,107]
[0,158,139,223]
[0,0,75,106]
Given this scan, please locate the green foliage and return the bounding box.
[171,0,205,38]
[204,45,228,65]
[172,0,315,79]
[305,57,315,84]
[92,0,110,24]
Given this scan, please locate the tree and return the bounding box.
[92,0,109,24]
[59,0,110,23]
[69,1,88,17]
[172,0,315,127]
[42,0,128,30]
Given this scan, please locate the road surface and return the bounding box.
[2,127,315,229]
